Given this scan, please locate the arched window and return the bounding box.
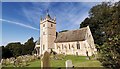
[62,44,63,49]
[77,42,80,49]
[69,44,70,49]
[57,46,59,49]
[51,24,53,27]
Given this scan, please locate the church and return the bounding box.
[35,12,97,56]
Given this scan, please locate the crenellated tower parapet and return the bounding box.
[40,12,56,24]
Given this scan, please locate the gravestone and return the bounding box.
[0,59,3,68]
[41,51,50,69]
[66,60,73,69]
[0,59,3,64]
[1,59,6,66]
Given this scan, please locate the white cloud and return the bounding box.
[22,7,40,26]
[19,2,97,31]
[0,19,39,31]
[21,3,51,26]
[53,2,93,31]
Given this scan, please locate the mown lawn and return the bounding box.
[26,59,40,67]
[2,55,102,68]
[2,55,103,69]
[27,55,102,67]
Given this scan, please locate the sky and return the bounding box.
[1,2,100,46]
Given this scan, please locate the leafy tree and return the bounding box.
[80,2,112,45]
[2,37,36,58]
[80,2,120,68]
[6,42,23,57]
[22,37,35,55]
[99,35,120,68]
[1,46,13,59]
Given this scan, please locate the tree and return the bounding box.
[1,46,13,59]
[98,35,120,68]
[6,42,23,57]
[2,37,36,58]
[80,2,112,45]
[80,2,120,68]
[22,37,35,55]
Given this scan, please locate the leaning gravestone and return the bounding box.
[66,60,73,69]
[41,51,50,69]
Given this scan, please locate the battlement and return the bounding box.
[40,10,56,24]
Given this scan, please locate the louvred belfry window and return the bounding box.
[51,24,53,27]
[43,24,45,27]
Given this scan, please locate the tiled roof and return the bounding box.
[54,27,87,43]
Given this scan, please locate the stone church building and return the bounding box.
[35,12,97,56]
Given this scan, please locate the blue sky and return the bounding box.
[1,2,100,46]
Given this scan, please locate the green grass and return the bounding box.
[50,55,102,67]
[3,55,102,67]
[26,59,40,67]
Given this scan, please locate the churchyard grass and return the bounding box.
[50,55,102,67]
[3,55,102,67]
[26,59,40,67]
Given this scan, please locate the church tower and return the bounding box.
[40,11,56,54]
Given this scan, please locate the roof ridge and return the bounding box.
[58,26,87,34]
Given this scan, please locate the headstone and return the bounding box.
[66,60,73,69]
[1,59,6,66]
[41,51,50,69]
[6,58,10,65]
[0,59,3,64]
[22,59,27,66]
[0,59,3,68]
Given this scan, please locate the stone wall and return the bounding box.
[40,15,56,55]
[54,41,94,56]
